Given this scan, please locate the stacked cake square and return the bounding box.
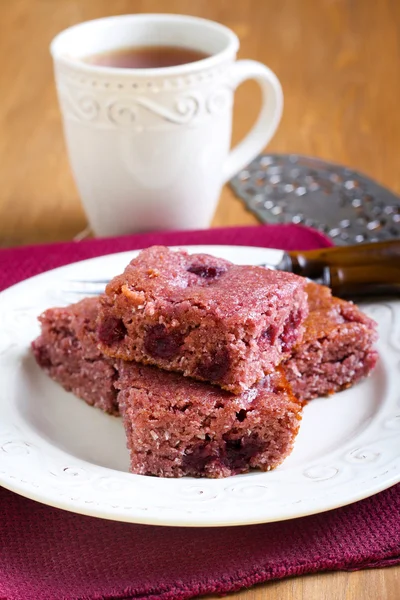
[32,246,378,478]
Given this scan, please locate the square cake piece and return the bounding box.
[98,246,309,393]
[32,297,302,478]
[32,297,119,415]
[32,282,379,419]
[284,283,378,401]
[116,362,303,478]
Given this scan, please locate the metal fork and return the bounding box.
[62,240,400,299]
[62,279,111,297]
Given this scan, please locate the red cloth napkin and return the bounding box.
[0,223,330,291]
[0,224,399,600]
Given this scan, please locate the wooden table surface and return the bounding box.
[0,0,399,597]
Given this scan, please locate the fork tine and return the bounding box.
[61,289,102,296]
[68,279,111,284]
[63,278,108,298]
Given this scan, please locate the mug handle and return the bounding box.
[223,60,283,183]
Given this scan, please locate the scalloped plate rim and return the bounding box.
[0,244,399,527]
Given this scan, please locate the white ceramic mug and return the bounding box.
[51,14,283,237]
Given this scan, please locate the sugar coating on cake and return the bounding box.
[284,283,378,401]
[116,362,302,478]
[32,297,118,415]
[98,246,309,393]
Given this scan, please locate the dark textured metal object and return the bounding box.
[230,154,400,245]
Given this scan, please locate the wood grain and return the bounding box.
[2,0,400,246]
[206,567,400,600]
[0,0,398,597]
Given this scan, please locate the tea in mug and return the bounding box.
[83,45,209,69]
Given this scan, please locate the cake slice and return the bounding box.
[116,362,302,478]
[32,297,302,479]
[31,283,379,479]
[284,282,378,401]
[31,297,118,415]
[32,280,379,415]
[97,246,309,393]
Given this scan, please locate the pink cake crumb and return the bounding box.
[98,246,309,393]
[31,297,118,415]
[285,282,378,401]
[116,363,302,478]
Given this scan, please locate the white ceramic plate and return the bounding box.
[0,245,399,527]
